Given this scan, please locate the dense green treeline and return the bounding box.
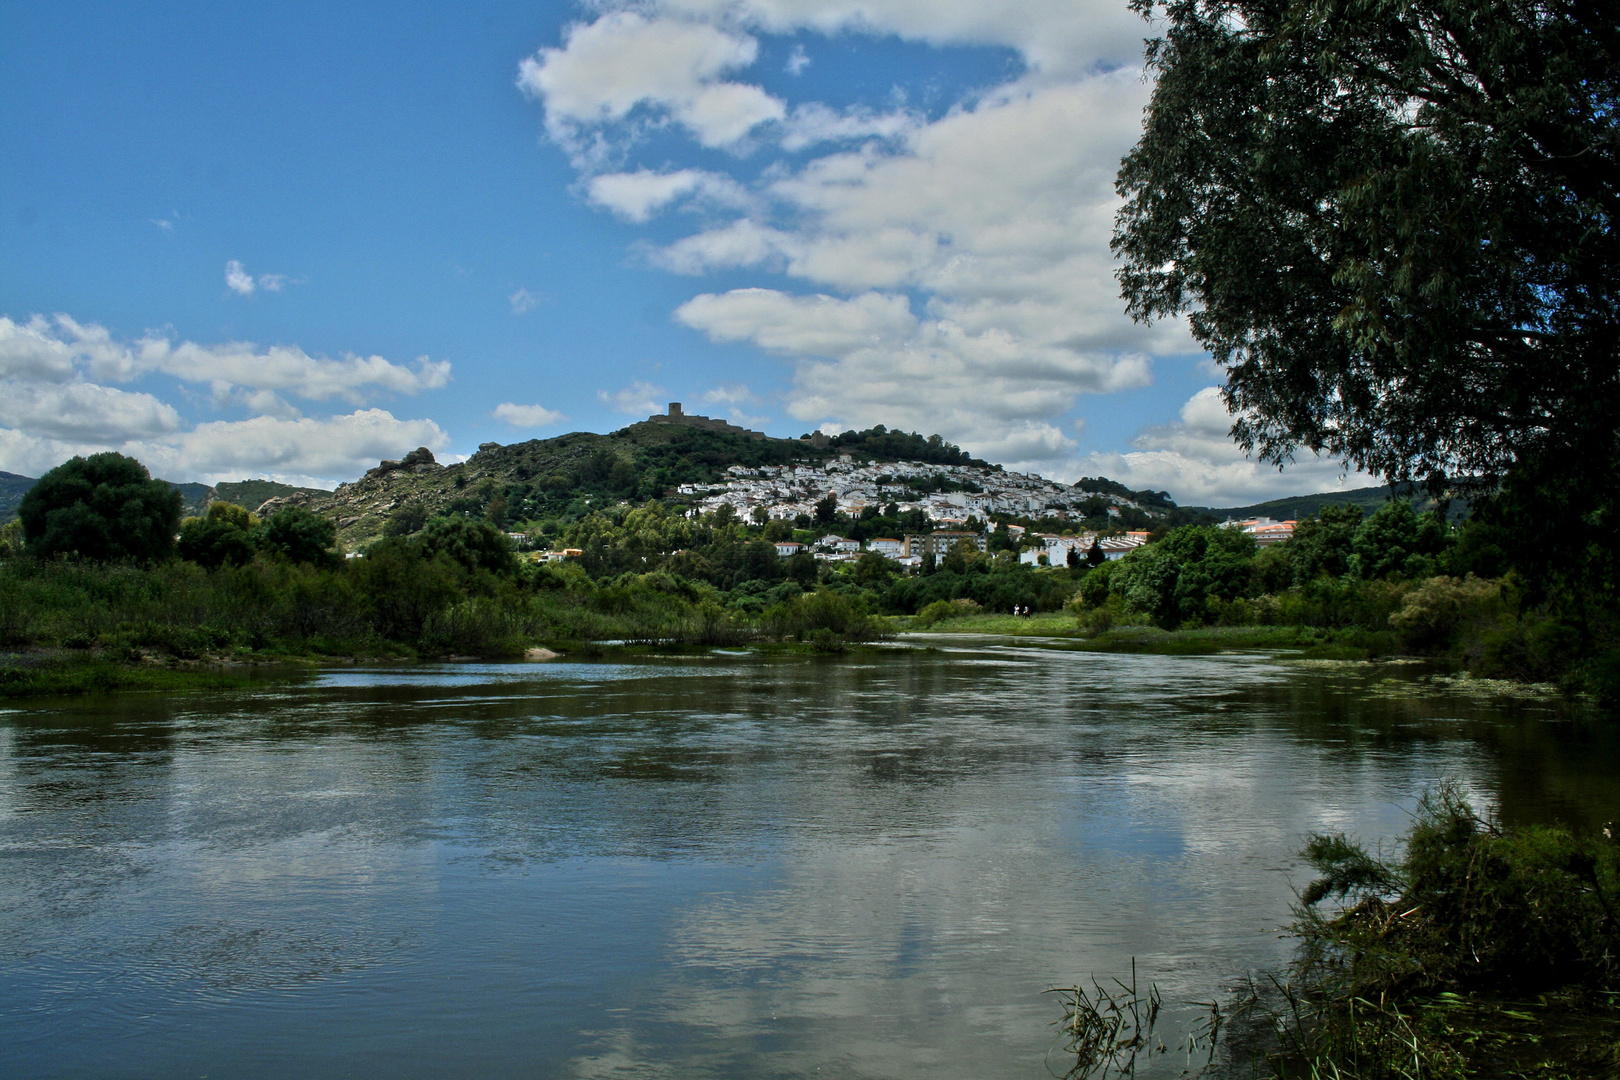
[0,517,894,666]
[3,452,1616,705]
[1070,501,1618,700]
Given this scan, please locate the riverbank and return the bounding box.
[0,650,305,699]
[0,619,1559,702]
[899,612,1400,657]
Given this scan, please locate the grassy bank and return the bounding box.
[899,610,1406,659]
[895,610,1083,637]
[0,650,287,699]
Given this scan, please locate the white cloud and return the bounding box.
[493,402,568,427]
[678,288,916,356]
[598,380,667,415]
[0,381,180,442]
[224,260,295,296]
[654,0,1147,77]
[0,311,459,487]
[778,102,917,152]
[225,260,257,295]
[4,314,451,405]
[150,410,450,485]
[701,382,761,406]
[652,219,799,274]
[0,316,77,382]
[677,286,1151,471]
[0,406,447,488]
[1073,388,1371,506]
[509,287,540,315]
[586,168,748,222]
[785,43,809,74]
[140,339,450,405]
[645,75,1186,462]
[518,11,785,150]
[701,382,771,427]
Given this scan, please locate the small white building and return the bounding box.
[867,538,904,556]
[775,541,804,558]
[1098,538,1141,561]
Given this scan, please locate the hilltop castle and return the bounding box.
[644,402,771,441]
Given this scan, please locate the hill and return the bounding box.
[0,424,1462,545]
[1193,482,1461,522]
[0,472,35,525]
[263,421,1188,549]
[0,473,327,525]
[213,479,332,513]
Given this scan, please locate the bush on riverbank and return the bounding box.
[1245,788,1620,1077]
[1053,791,1620,1079]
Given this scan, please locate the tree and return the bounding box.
[253,506,340,568]
[1288,505,1364,584]
[1115,0,1619,581]
[814,492,838,525]
[18,453,182,563]
[384,502,429,537]
[1351,501,1450,580]
[414,515,516,577]
[178,502,256,570]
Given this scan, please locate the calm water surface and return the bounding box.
[2,640,1616,1078]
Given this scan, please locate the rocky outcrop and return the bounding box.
[364,447,441,480]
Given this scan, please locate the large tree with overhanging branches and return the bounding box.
[1113,0,1618,593]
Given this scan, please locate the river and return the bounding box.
[2,639,1614,1078]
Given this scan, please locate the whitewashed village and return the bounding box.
[519,404,1299,570]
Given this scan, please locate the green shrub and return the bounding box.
[253,506,340,568]
[766,590,884,644]
[1252,786,1620,1076]
[1388,575,1505,651]
[19,452,182,564]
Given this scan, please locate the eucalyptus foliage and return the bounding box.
[1115,0,1618,538]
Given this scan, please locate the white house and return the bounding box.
[867,538,904,556]
[1098,538,1142,561]
[775,541,804,558]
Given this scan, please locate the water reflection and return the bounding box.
[0,644,1612,1078]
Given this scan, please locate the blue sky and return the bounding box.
[0,1,1360,504]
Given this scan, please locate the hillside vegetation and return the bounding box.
[255,422,1184,549]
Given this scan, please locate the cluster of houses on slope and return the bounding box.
[1220,516,1297,546]
[677,458,1153,523]
[516,518,1293,570]
[766,516,1295,569]
[1016,531,1152,566]
[770,530,987,568]
[768,527,1156,568]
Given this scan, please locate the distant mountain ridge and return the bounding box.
[1191,481,1460,522]
[0,474,330,525]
